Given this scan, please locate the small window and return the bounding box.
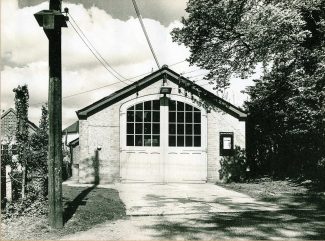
[220,132,234,156]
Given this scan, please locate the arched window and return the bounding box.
[126,100,160,146]
[168,100,201,147]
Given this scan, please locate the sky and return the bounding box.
[1,0,256,128]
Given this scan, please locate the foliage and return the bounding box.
[13,85,29,166]
[172,0,324,88]
[30,104,49,197]
[4,194,47,219]
[13,84,29,199]
[219,146,247,183]
[172,0,325,181]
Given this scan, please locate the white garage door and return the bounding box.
[120,96,207,183]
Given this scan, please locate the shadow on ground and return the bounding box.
[142,210,325,240]
[139,193,325,239]
[63,185,97,224]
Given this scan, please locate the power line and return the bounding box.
[63,65,209,100]
[31,59,207,105]
[67,20,128,85]
[182,68,202,75]
[68,12,128,82]
[169,59,186,67]
[185,72,207,79]
[132,0,160,69]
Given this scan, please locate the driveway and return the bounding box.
[61,183,324,240]
[115,183,280,215]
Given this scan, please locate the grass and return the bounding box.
[2,184,126,240]
[218,178,325,210]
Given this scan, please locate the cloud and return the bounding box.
[1,0,191,127]
[18,0,188,26]
[1,0,254,128]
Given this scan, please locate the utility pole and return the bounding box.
[34,0,67,229]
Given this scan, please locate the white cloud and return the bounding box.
[1,0,255,128]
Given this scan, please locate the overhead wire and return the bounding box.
[168,59,186,67]
[68,12,128,82]
[67,18,129,85]
[132,0,160,69]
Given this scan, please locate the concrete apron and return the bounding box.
[65,181,280,216]
[116,183,280,216]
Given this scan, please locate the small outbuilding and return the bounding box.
[72,66,247,183]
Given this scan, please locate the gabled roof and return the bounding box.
[62,121,79,134]
[1,108,38,131]
[77,66,247,121]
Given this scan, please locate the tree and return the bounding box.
[13,85,29,199]
[30,104,49,197]
[172,0,325,180]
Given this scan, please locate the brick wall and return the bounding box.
[207,109,246,182]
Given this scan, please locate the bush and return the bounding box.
[4,194,47,219]
[219,146,248,183]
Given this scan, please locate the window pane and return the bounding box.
[177,124,184,134]
[144,123,151,134]
[144,135,151,146]
[135,135,143,146]
[127,135,134,146]
[144,101,151,110]
[127,111,134,122]
[152,124,160,134]
[194,107,200,112]
[169,124,176,134]
[153,100,160,110]
[194,124,201,134]
[152,135,160,146]
[185,112,192,123]
[135,123,143,134]
[177,112,184,123]
[194,112,201,123]
[152,111,160,122]
[169,100,176,111]
[169,112,176,122]
[186,135,193,146]
[169,136,176,146]
[136,103,143,110]
[185,104,193,111]
[127,106,134,111]
[144,111,151,122]
[135,111,143,122]
[177,102,184,111]
[177,135,184,146]
[127,123,134,134]
[194,136,201,146]
[186,124,193,134]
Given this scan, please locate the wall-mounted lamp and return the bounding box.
[160,86,172,96]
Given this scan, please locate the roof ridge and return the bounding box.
[76,66,247,120]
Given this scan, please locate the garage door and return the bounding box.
[120,96,207,183]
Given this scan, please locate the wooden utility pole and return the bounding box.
[34,0,67,229]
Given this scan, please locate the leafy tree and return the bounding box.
[30,104,49,197]
[13,85,29,199]
[172,0,325,180]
